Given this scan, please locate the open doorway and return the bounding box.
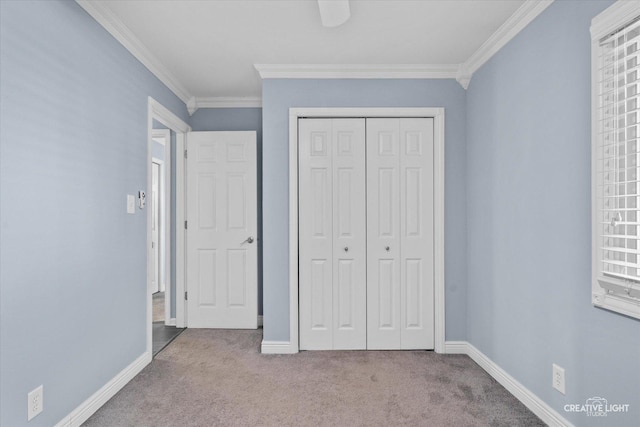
[150,128,169,322]
[147,98,191,357]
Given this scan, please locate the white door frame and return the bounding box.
[286,108,446,354]
[152,129,171,324]
[147,97,191,355]
[151,157,164,295]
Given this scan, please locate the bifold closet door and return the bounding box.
[299,118,367,350]
[366,118,435,350]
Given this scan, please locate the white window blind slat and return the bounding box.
[601,246,639,254]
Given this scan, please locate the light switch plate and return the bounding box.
[127,194,135,214]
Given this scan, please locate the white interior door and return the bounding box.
[399,118,434,349]
[366,118,434,350]
[151,161,160,294]
[186,131,258,329]
[332,119,367,349]
[366,119,402,349]
[299,118,366,350]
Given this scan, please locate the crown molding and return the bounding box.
[187,96,262,115]
[78,0,557,97]
[591,0,640,41]
[254,64,460,80]
[256,2,555,88]
[458,0,555,89]
[455,73,472,90]
[76,0,192,104]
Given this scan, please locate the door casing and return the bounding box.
[152,128,171,323]
[275,107,446,354]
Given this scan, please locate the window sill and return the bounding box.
[592,290,640,320]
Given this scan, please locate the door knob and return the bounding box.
[242,236,254,244]
[385,246,390,251]
[344,247,349,252]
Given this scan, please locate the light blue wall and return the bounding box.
[466,0,639,425]
[0,1,189,426]
[261,79,468,342]
[190,108,264,314]
[190,107,263,135]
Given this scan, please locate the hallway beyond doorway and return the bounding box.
[152,292,184,356]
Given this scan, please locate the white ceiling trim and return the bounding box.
[456,0,555,89]
[254,64,460,80]
[76,0,192,104]
[187,97,263,115]
[77,0,555,98]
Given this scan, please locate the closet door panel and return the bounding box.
[299,118,366,350]
[299,119,333,350]
[400,118,434,349]
[332,119,366,350]
[366,119,402,350]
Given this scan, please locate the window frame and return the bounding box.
[591,0,640,320]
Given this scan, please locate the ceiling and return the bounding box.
[79,0,539,108]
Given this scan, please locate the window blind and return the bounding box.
[598,17,640,283]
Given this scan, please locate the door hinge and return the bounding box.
[184,220,188,230]
[184,149,188,159]
[184,291,188,300]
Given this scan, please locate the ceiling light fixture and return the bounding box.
[317,0,350,28]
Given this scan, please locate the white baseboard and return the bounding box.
[258,315,263,327]
[261,340,298,354]
[444,341,572,427]
[166,317,176,326]
[55,351,152,427]
[443,340,469,354]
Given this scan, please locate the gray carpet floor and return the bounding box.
[83,329,544,427]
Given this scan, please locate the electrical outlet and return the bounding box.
[552,364,565,394]
[27,385,43,421]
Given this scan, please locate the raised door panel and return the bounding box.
[366,119,402,350]
[197,249,217,306]
[400,119,434,349]
[227,173,247,230]
[197,174,216,230]
[227,249,247,307]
